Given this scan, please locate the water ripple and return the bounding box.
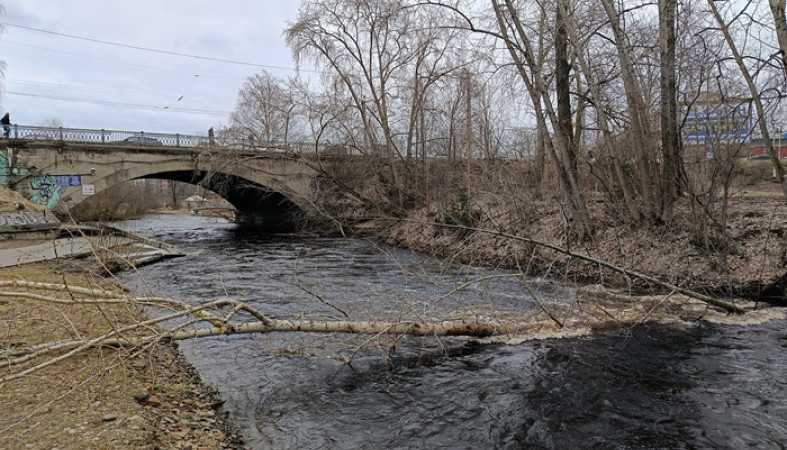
[118,215,787,449]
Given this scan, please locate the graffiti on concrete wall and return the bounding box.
[0,153,11,186]
[27,176,65,210]
[0,210,59,228]
[2,150,66,210]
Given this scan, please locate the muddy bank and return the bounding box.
[381,196,787,306]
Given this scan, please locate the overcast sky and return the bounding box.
[0,1,303,136]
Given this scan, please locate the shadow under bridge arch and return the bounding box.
[145,170,307,232]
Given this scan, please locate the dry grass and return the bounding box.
[0,264,243,449]
[0,189,45,213]
[385,176,787,303]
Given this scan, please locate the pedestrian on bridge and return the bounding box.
[1,112,10,138]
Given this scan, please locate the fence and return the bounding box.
[2,124,328,152]
[6,125,206,147]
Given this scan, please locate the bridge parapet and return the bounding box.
[2,124,330,153]
[6,124,207,148]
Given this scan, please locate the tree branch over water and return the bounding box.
[393,219,746,314]
[0,280,549,383]
[1,213,752,386]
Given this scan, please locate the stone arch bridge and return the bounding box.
[1,139,321,231]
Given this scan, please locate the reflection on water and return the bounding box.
[118,214,787,449]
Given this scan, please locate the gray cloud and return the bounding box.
[0,0,301,136]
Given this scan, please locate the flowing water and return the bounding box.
[117,214,787,449]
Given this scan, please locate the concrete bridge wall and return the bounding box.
[1,142,320,230]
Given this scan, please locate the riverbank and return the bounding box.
[0,238,248,449]
[381,191,787,310]
[1,183,785,448]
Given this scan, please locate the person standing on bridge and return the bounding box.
[1,112,10,138]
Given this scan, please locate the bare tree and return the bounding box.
[555,2,578,179]
[287,0,412,208]
[558,1,637,219]
[598,0,664,222]
[489,0,592,238]
[230,71,298,147]
[668,0,758,249]
[660,0,681,218]
[287,0,480,210]
[706,0,787,197]
[400,7,464,162]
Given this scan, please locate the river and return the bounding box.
[116,214,787,449]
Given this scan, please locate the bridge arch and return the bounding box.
[139,170,304,231]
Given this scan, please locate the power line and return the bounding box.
[1,40,250,80]
[7,91,232,115]
[0,21,308,73]
[5,79,234,105]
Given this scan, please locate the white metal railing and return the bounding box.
[6,124,206,147]
[3,124,480,157]
[2,124,332,152]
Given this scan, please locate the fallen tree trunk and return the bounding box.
[0,236,747,385]
[169,317,499,339]
[0,311,515,384]
[1,283,522,383]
